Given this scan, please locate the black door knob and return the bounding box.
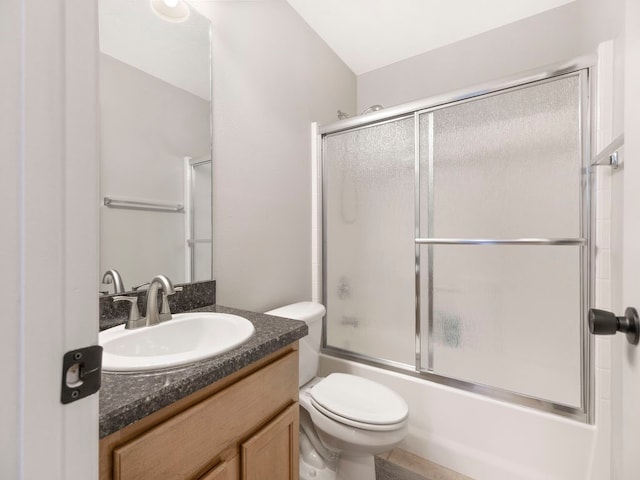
[588,307,639,345]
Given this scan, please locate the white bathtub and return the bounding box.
[319,354,609,480]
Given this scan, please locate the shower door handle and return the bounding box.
[588,307,640,345]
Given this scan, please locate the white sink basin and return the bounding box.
[100,312,255,373]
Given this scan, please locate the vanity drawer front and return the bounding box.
[113,351,298,480]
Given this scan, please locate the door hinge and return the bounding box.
[61,345,103,404]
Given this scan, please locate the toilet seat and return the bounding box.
[309,373,408,432]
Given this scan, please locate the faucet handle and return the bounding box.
[113,295,145,329]
[172,286,184,299]
[131,281,150,291]
[159,286,183,321]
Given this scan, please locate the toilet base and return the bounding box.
[300,451,377,480]
[300,456,337,480]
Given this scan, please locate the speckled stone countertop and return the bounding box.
[99,304,307,438]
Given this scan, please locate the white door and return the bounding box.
[613,1,640,478]
[0,0,100,479]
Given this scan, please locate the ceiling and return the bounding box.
[285,0,575,75]
[100,0,212,99]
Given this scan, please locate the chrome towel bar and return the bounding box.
[187,239,212,246]
[415,238,586,246]
[103,197,184,212]
[591,133,624,169]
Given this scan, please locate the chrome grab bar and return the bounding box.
[415,238,585,246]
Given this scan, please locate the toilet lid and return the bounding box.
[310,373,408,427]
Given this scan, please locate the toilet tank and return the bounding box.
[265,302,326,387]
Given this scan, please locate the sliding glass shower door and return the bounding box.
[324,118,416,365]
[322,70,590,417]
[419,74,584,408]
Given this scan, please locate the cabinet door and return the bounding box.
[198,455,240,480]
[242,403,299,480]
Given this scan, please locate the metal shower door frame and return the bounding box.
[319,56,595,423]
[184,156,213,282]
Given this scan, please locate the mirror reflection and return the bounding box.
[98,0,213,293]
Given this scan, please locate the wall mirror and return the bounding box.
[98,0,213,293]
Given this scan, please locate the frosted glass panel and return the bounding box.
[425,76,581,238]
[421,245,582,407]
[418,74,584,407]
[324,118,415,365]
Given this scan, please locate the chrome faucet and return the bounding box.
[102,269,125,294]
[145,275,176,326]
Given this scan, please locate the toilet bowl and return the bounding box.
[265,302,409,480]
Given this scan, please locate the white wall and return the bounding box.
[99,54,211,289]
[0,1,21,476]
[357,0,625,112]
[190,0,356,311]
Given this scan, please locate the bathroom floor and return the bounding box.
[375,449,475,480]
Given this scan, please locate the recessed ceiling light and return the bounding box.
[150,0,190,22]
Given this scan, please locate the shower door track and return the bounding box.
[415,238,586,245]
[319,55,595,423]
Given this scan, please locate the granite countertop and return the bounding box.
[99,304,307,438]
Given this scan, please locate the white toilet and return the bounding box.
[265,302,408,480]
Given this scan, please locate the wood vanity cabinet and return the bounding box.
[100,345,300,480]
